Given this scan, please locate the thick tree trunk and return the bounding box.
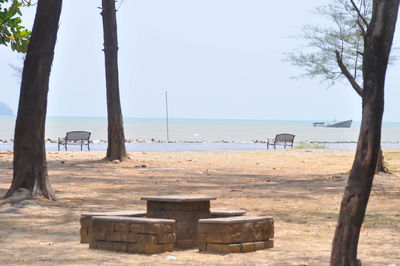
[330,1,399,265]
[101,0,128,161]
[5,0,62,200]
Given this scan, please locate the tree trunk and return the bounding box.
[101,0,128,161]
[376,146,390,173]
[5,0,62,200]
[330,1,399,265]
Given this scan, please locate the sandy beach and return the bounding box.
[0,148,399,265]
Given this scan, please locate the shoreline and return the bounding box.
[1,141,400,152]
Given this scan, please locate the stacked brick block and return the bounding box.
[146,201,211,249]
[80,196,275,254]
[89,216,176,254]
[198,216,274,253]
[209,210,246,218]
[80,210,146,243]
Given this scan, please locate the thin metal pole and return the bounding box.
[165,91,169,142]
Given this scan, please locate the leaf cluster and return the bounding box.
[285,0,372,87]
[0,0,32,53]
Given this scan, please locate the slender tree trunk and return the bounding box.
[330,1,399,265]
[376,146,390,173]
[5,0,62,200]
[101,0,128,161]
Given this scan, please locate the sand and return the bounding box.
[0,148,399,265]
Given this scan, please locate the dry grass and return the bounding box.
[0,148,399,265]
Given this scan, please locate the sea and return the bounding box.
[1,116,400,151]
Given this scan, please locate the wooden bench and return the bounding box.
[267,133,295,149]
[80,210,146,243]
[58,131,91,151]
[198,216,274,253]
[89,216,176,254]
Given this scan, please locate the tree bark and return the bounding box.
[335,8,390,175]
[376,146,390,173]
[101,0,128,161]
[330,1,399,265]
[5,0,62,200]
[335,50,363,97]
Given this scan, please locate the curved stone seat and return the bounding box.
[209,209,246,218]
[198,216,274,253]
[80,210,146,243]
[89,216,176,254]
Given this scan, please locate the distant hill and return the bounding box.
[0,102,14,115]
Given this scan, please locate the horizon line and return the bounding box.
[3,114,400,123]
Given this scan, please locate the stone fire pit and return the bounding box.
[80,195,274,254]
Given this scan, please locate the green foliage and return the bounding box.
[285,0,372,87]
[295,142,327,149]
[0,0,32,53]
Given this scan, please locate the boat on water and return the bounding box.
[326,119,352,128]
[313,120,352,128]
[312,122,325,127]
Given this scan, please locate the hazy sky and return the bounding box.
[1,0,400,121]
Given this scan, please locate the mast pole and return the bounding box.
[165,91,169,142]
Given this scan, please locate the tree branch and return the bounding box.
[350,0,369,27]
[356,20,366,36]
[335,50,363,97]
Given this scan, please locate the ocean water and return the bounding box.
[1,116,400,151]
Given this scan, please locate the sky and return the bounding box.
[1,0,400,122]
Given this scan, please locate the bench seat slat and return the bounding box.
[267,133,295,149]
[58,131,91,151]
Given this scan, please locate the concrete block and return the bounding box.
[106,231,122,242]
[129,223,147,233]
[158,233,176,244]
[81,210,146,218]
[265,239,274,249]
[210,210,246,218]
[80,227,89,243]
[143,243,166,254]
[95,241,114,251]
[206,243,241,253]
[80,217,91,227]
[121,232,137,243]
[93,229,107,241]
[176,239,196,249]
[137,233,158,245]
[92,219,114,232]
[115,221,130,233]
[127,243,144,253]
[241,242,255,253]
[89,240,97,249]
[161,243,174,252]
[112,242,128,252]
[150,223,174,234]
[198,241,207,251]
[126,242,171,254]
[254,241,266,251]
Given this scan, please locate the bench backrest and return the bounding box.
[65,131,91,141]
[275,133,295,143]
